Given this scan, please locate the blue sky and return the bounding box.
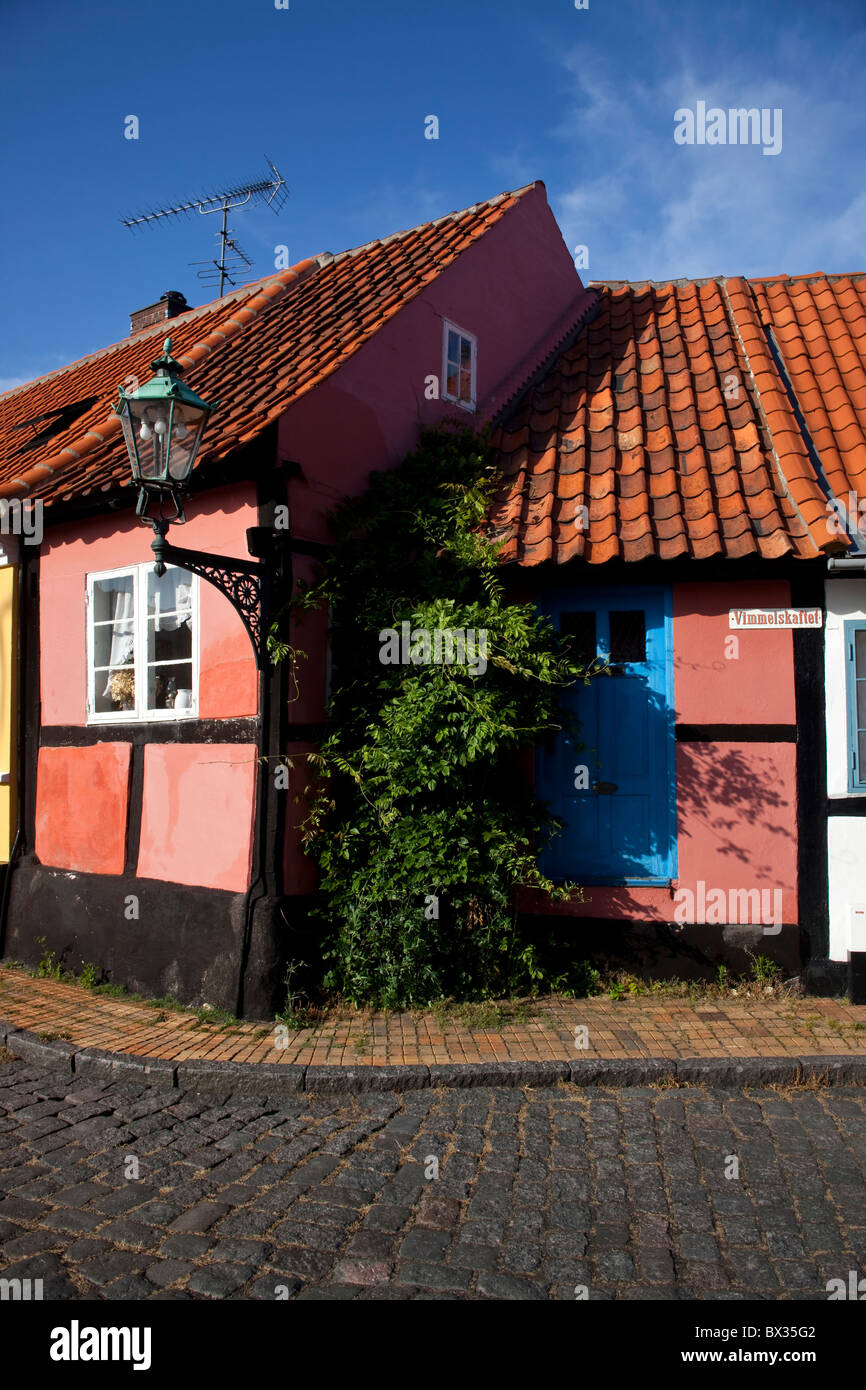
[2,0,864,391]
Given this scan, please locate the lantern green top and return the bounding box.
[116,337,214,414]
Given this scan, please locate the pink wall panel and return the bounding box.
[40,482,259,726]
[673,581,796,724]
[137,744,256,892]
[35,743,130,875]
[675,741,798,922]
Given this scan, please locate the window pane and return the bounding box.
[93,574,135,711]
[857,679,866,731]
[560,611,596,664]
[146,568,193,711]
[609,610,646,662]
[147,567,193,624]
[856,628,866,677]
[95,666,135,715]
[92,573,133,627]
[148,663,194,712]
[147,618,192,711]
[860,730,866,781]
[447,330,460,363]
[460,336,472,369]
[459,367,473,401]
[446,365,460,398]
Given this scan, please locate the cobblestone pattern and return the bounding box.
[1,1057,865,1300]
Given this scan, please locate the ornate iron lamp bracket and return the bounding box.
[150,520,269,669]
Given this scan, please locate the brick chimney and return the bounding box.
[129,290,189,336]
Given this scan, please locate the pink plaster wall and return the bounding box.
[279,183,592,545]
[673,580,795,724]
[520,580,799,922]
[137,743,257,891]
[40,482,259,726]
[35,743,131,875]
[674,741,797,921]
[519,736,798,924]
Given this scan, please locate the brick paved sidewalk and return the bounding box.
[2,967,866,1069]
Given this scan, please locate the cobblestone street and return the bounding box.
[2,1056,866,1301]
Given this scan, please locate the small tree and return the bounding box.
[292,422,601,1008]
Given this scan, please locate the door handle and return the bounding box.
[592,781,618,795]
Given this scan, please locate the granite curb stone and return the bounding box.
[74,1048,178,1086]
[303,1065,430,1093]
[3,1019,866,1092]
[176,1060,306,1095]
[2,1027,77,1073]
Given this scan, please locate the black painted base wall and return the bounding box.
[1,858,311,1020]
[518,914,806,982]
[804,957,849,998]
[2,859,845,1013]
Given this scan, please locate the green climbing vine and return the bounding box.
[286,422,603,1008]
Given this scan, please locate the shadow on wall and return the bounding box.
[519,887,803,982]
[676,741,792,881]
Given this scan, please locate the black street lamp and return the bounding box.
[115,338,272,667]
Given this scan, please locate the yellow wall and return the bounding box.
[0,565,17,861]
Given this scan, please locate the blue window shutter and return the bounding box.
[844,620,866,792]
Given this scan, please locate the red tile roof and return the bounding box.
[489,273,866,565]
[749,274,866,530]
[0,187,536,509]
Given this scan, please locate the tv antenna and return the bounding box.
[121,159,289,297]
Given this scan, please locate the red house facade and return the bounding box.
[491,271,866,998]
[0,182,864,1012]
[0,184,595,1015]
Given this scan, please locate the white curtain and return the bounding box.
[102,588,135,696]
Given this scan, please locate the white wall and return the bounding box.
[825,577,866,959]
[828,818,866,959]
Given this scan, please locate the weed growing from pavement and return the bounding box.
[430,997,535,1031]
[143,995,186,1014]
[34,937,62,980]
[191,1005,241,1029]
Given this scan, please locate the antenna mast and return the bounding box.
[122,159,289,297]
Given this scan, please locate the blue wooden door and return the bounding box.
[538,587,676,884]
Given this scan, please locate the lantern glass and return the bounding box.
[116,338,214,504]
[167,403,207,483]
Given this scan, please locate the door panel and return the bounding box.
[538,587,676,884]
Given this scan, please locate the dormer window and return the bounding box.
[443,321,476,410]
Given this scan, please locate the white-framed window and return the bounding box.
[86,563,199,723]
[442,320,477,410]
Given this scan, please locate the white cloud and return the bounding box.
[549,38,866,281]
